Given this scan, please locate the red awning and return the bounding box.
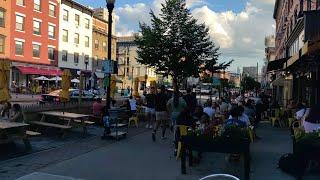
[16,66,62,76]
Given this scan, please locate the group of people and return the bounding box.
[0,102,24,122]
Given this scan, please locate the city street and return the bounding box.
[2,122,317,180]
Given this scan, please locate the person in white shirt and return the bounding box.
[301,104,320,133]
[295,103,309,123]
[128,96,137,115]
[203,101,215,120]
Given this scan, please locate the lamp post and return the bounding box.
[106,0,115,109]
[84,57,89,90]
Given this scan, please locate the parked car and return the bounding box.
[39,89,98,104]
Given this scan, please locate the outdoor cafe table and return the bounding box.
[0,121,31,149]
[180,135,251,180]
[38,111,90,135]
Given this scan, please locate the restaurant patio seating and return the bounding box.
[270,108,280,127]
[128,116,139,128]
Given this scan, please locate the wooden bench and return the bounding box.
[30,121,72,129]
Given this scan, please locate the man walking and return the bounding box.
[145,86,156,129]
[152,85,169,141]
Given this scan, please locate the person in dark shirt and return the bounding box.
[152,85,169,141]
[225,106,246,128]
[145,87,156,129]
[183,88,197,114]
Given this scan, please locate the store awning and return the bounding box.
[16,66,62,76]
[267,57,289,72]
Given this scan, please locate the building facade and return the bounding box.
[58,0,93,76]
[0,0,11,61]
[10,0,61,89]
[92,15,107,74]
[271,0,320,106]
[116,35,157,91]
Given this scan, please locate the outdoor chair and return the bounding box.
[199,174,240,180]
[270,108,281,127]
[128,116,139,128]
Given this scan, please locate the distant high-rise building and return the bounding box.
[93,7,116,35]
[242,66,258,80]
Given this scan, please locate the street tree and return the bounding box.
[241,76,261,91]
[135,0,226,90]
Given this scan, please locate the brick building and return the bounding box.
[269,0,320,105]
[10,0,61,89]
[0,0,11,61]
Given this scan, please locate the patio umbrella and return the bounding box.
[34,76,49,81]
[71,78,80,83]
[59,69,71,102]
[49,76,62,81]
[0,60,11,103]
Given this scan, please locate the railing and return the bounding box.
[22,101,94,113]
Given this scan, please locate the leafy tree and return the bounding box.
[135,0,224,90]
[241,76,260,91]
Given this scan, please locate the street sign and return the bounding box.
[212,77,221,86]
[102,60,114,74]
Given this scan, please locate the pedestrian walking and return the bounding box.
[152,85,169,141]
[183,88,197,114]
[167,90,187,128]
[144,86,156,129]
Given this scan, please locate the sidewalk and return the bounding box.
[19,123,310,180]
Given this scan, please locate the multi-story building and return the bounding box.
[262,35,276,88]
[242,66,258,80]
[10,0,61,88]
[117,35,157,91]
[92,15,107,75]
[271,0,320,105]
[93,7,116,35]
[0,0,11,61]
[58,0,93,77]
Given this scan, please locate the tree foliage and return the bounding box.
[241,76,260,91]
[135,0,226,89]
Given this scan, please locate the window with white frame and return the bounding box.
[0,8,5,28]
[0,35,5,54]
[32,44,40,57]
[33,20,41,35]
[62,29,68,42]
[62,50,68,61]
[48,47,54,60]
[74,53,79,63]
[16,15,25,31]
[49,4,56,17]
[75,14,80,26]
[85,18,90,29]
[34,0,41,11]
[17,0,25,6]
[74,33,79,44]
[63,9,69,21]
[15,40,24,55]
[85,36,89,47]
[48,25,55,39]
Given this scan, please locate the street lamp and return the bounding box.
[84,57,89,90]
[106,0,115,109]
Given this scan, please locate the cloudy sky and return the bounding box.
[78,0,276,72]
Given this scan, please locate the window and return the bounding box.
[15,41,24,55]
[74,53,79,63]
[0,36,5,54]
[16,15,25,31]
[74,33,79,44]
[17,0,25,6]
[85,18,90,29]
[307,0,311,10]
[75,14,80,26]
[49,4,56,17]
[85,36,89,47]
[33,20,41,35]
[48,25,55,39]
[103,42,107,52]
[48,47,54,60]
[32,44,40,57]
[34,0,41,11]
[63,9,69,21]
[62,29,68,42]
[0,9,5,27]
[62,50,68,61]
[94,39,99,49]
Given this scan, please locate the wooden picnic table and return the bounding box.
[181,135,251,180]
[0,121,31,150]
[32,111,91,137]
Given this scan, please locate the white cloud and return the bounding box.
[115,0,275,71]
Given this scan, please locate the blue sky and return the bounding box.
[78,0,276,73]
